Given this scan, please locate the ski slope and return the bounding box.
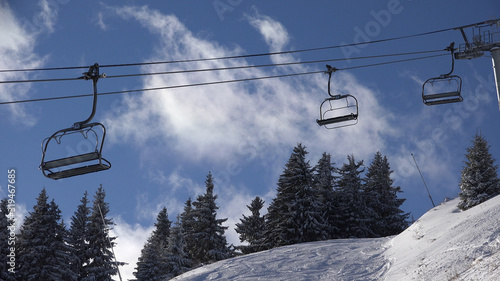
[172,196,500,280]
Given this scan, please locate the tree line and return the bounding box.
[0,185,121,281]
[133,144,410,280]
[1,133,497,280]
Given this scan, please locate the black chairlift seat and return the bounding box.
[40,63,111,180]
[316,113,358,126]
[316,94,359,129]
[316,65,360,129]
[40,122,111,180]
[43,160,111,180]
[422,75,463,106]
[421,43,463,106]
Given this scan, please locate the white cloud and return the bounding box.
[35,0,59,33]
[104,6,395,170]
[96,12,108,30]
[111,217,153,281]
[0,1,49,126]
[249,15,289,52]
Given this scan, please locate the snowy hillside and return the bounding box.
[171,196,500,280]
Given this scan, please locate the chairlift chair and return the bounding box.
[40,63,111,180]
[316,65,359,129]
[422,43,463,106]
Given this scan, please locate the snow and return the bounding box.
[171,195,500,280]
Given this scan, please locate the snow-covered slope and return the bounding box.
[172,196,500,281]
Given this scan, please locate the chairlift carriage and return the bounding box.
[316,65,359,129]
[40,63,111,180]
[422,43,463,106]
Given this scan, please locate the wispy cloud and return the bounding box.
[96,11,108,31]
[104,6,395,169]
[0,1,46,126]
[111,217,153,280]
[36,0,59,33]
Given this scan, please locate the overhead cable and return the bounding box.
[0,53,444,105]
[0,49,446,84]
[1,18,496,74]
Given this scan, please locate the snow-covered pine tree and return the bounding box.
[312,152,340,239]
[364,152,409,237]
[337,155,372,238]
[0,198,15,281]
[235,196,266,254]
[191,172,231,265]
[16,189,77,281]
[458,133,500,210]
[265,144,328,248]
[180,197,196,262]
[68,191,91,280]
[163,215,193,279]
[133,207,172,281]
[83,185,123,281]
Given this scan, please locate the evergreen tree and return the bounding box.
[16,189,77,281]
[0,198,15,281]
[68,191,91,280]
[191,172,231,265]
[164,216,193,279]
[312,153,340,239]
[265,144,328,248]
[235,196,266,254]
[458,133,500,210]
[364,152,409,237]
[180,198,196,262]
[133,207,172,281]
[84,185,123,281]
[337,155,372,238]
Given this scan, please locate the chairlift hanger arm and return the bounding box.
[441,42,456,78]
[73,63,106,129]
[325,65,339,98]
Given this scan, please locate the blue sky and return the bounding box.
[1,0,500,279]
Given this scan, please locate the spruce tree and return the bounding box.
[312,153,340,239]
[191,172,231,265]
[265,144,327,248]
[133,207,172,281]
[164,215,193,279]
[235,196,266,254]
[68,191,91,280]
[84,185,123,281]
[337,155,372,238]
[16,189,77,281]
[364,152,409,237]
[458,133,500,210]
[180,198,196,262]
[0,198,15,281]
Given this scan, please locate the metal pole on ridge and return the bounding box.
[491,47,500,111]
[411,153,436,208]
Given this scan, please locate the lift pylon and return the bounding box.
[40,63,111,180]
[454,19,500,110]
[316,65,359,129]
